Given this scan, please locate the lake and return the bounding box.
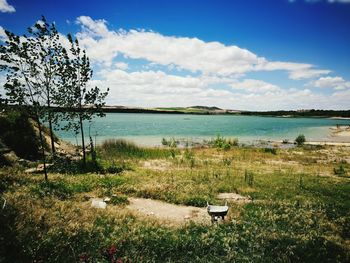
[54,113,350,146]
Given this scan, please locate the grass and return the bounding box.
[1,140,350,262]
[99,139,179,160]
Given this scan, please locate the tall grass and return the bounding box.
[99,139,178,159]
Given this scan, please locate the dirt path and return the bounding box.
[127,197,210,225]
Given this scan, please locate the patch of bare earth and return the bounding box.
[142,160,173,171]
[126,197,210,225]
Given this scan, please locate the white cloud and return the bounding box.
[75,16,329,80]
[308,76,350,90]
[254,61,331,80]
[231,79,281,93]
[90,68,350,110]
[114,62,129,70]
[70,16,350,110]
[287,69,331,80]
[0,0,15,13]
[0,26,7,41]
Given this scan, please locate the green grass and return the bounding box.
[99,139,178,160]
[1,143,350,262]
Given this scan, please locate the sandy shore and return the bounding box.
[306,125,350,146]
[328,117,350,120]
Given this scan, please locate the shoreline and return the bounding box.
[58,125,350,148]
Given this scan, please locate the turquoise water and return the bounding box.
[55,113,350,146]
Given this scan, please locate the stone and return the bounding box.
[91,198,107,209]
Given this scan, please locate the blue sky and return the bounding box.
[1,0,350,110]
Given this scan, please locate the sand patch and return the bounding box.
[126,197,209,225]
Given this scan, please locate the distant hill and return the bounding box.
[101,105,241,115]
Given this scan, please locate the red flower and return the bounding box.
[107,245,118,255]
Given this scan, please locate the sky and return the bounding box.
[0,0,350,110]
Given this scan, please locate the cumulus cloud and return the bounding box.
[308,76,350,90]
[90,67,350,110]
[114,62,129,70]
[0,0,15,13]
[69,16,350,110]
[231,79,281,93]
[75,16,329,79]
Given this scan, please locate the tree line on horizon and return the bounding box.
[0,16,109,180]
[241,109,350,118]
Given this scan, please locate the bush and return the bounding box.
[210,135,238,150]
[295,134,306,146]
[264,147,277,155]
[161,138,177,148]
[334,164,347,177]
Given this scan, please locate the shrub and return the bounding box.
[295,134,306,146]
[210,135,238,150]
[264,147,277,155]
[334,164,347,177]
[161,138,177,148]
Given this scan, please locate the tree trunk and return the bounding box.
[79,114,86,168]
[47,89,56,154]
[48,113,56,154]
[36,116,48,181]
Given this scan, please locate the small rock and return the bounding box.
[184,215,191,220]
[91,198,107,209]
[147,212,155,216]
[104,197,111,202]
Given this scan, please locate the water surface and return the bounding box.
[55,113,350,146]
